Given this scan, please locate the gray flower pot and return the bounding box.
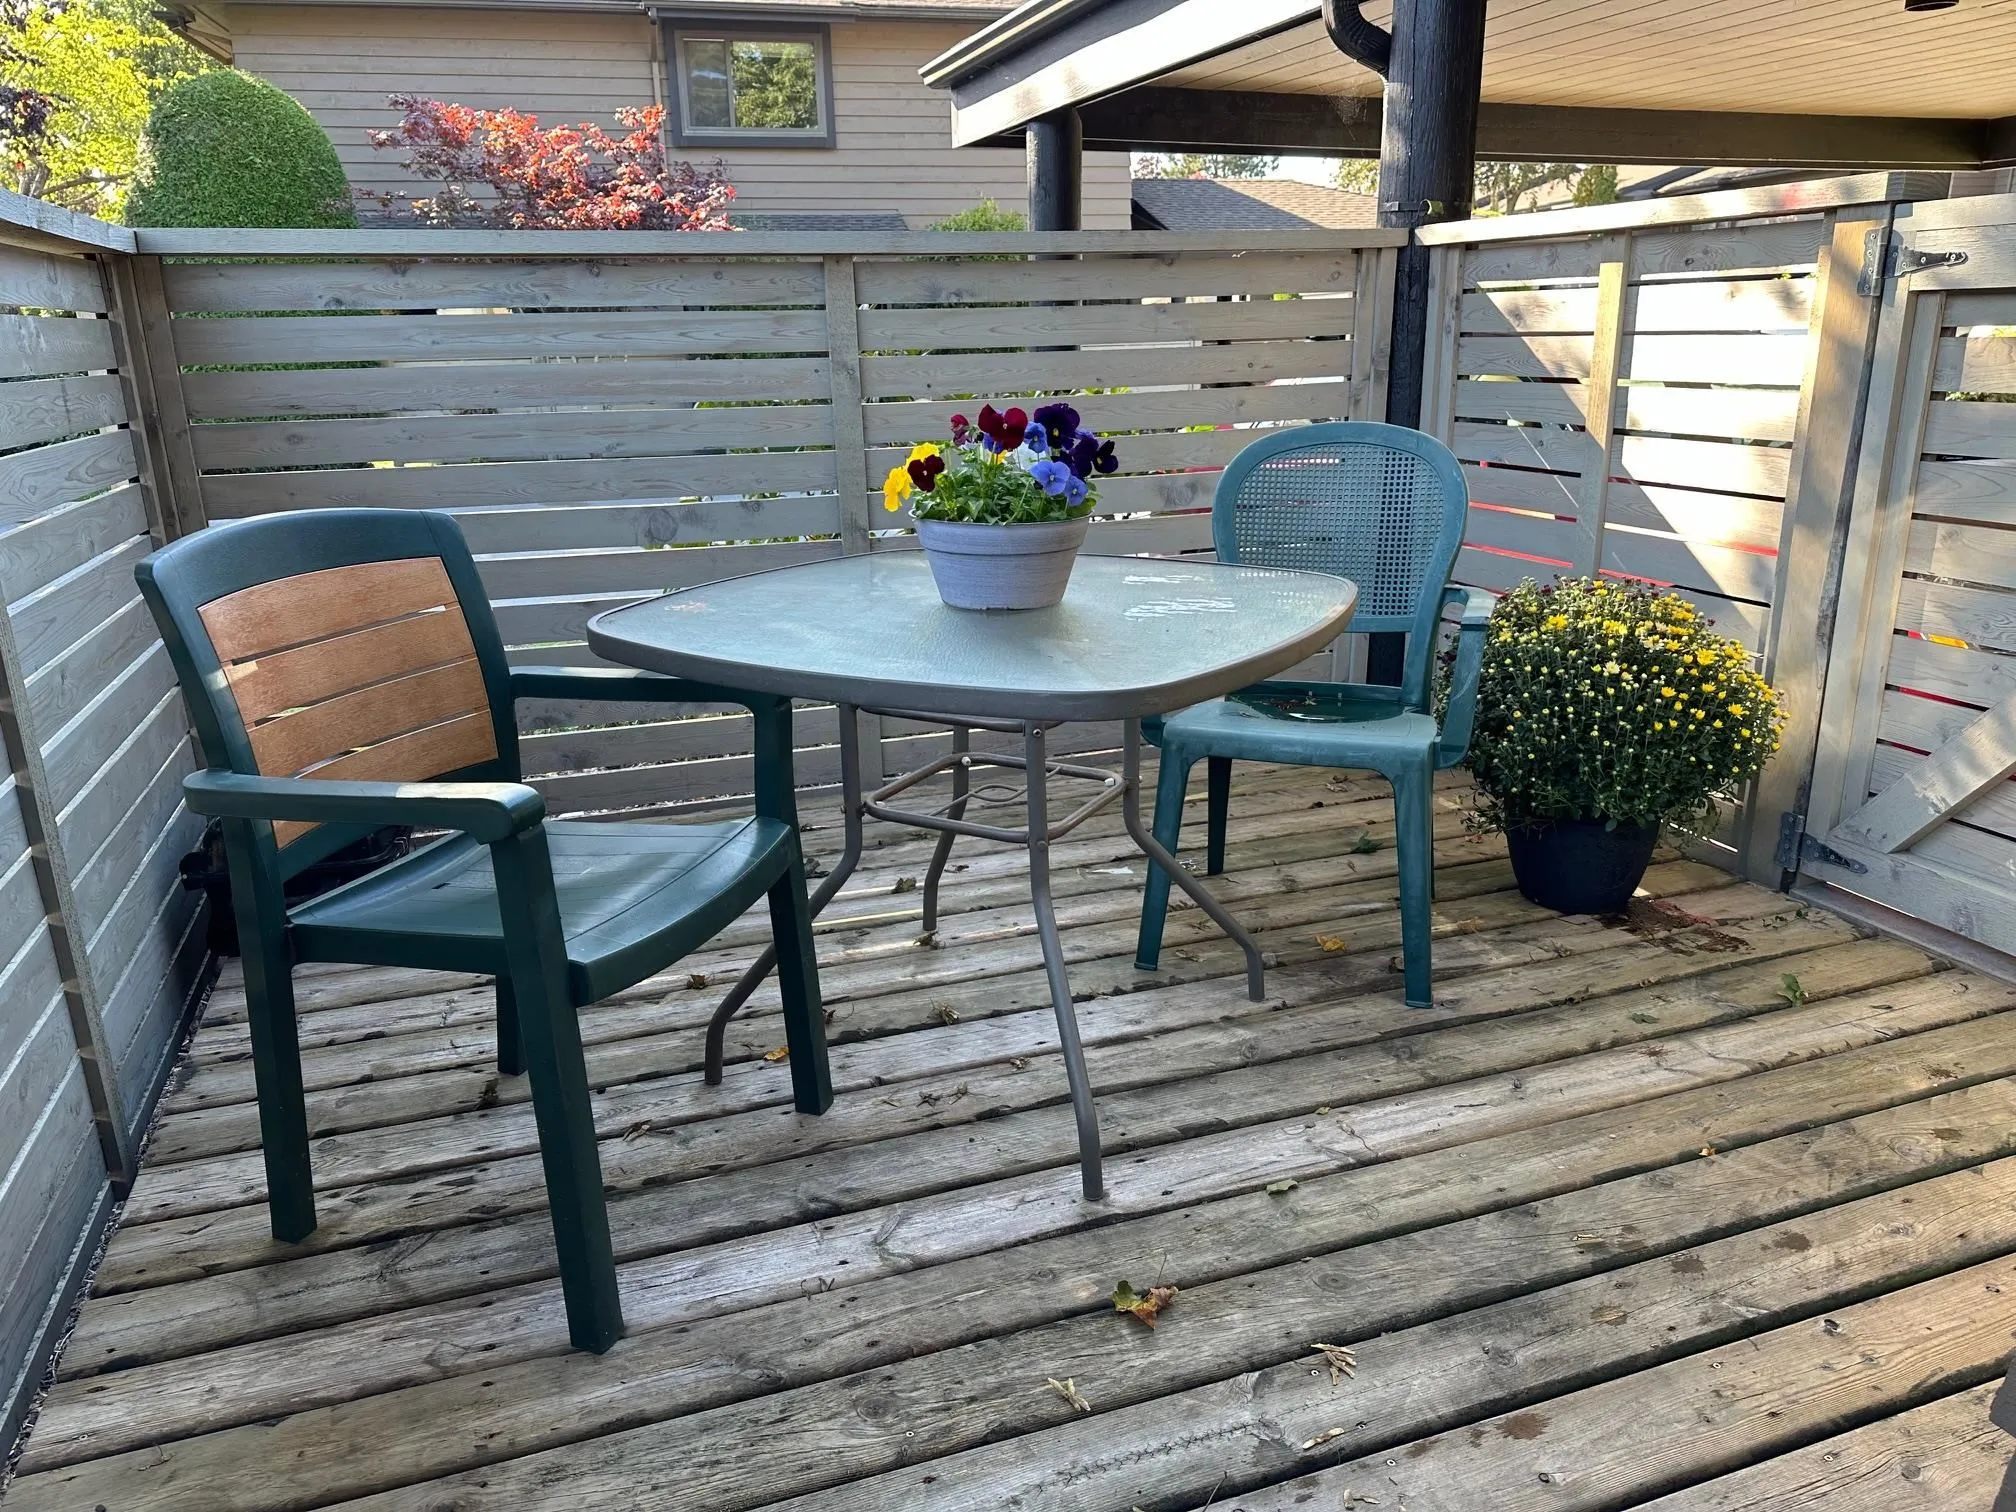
[916,516,1090,610]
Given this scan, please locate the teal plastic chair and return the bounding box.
[136,509,830,1353]
[1135,422,1493,1008]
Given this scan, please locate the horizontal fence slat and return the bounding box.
[180,356,835,421]
[854,250,1358,307]
[170,307,831,366]
[162,258,827,313]
[1934,336,2016,395]
[0,431,136,530]
[8,535,148,678]
[0,314,114,382]
[1459,277,1813,337]
[1922,399,2016,461]
[862,334,1350,401]
[1458,332,1811,385]
[1913,459,2016,525]
[39,642,177,813]
[22,595,157,742]
[858,294,1355,352]
[474,538,839,600]
[0,485,148,604]
[1449,380,1801,444]
[1903,518,2016,595]
[198,448,837,515]
[0,245,107,314]
[0,375,126,455]
[457,495,842,554]
[1892,577,2016,656]
[1459,221,1825,285]
[862,378,1350,447]
[191,401,835,471]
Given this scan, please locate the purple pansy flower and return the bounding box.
[1029,458,1071,496]
[1032,401,1080,439]
[1064,474,1089,508]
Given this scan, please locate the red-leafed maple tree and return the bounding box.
[363,95,735,230]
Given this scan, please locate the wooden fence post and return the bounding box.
[1570,238,1632,578]
[823,255,871,557]
[1736,207,1898,884]
[103,254,205,541]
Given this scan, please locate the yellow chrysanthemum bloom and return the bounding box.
[1659,686,1676,698]
[1543,613,1569,631]
[881,465,913,512]
[1601,619,1627,636]
[1696,650,1717,665]
[1726,702,1745,716]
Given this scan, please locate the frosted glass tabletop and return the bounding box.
[587,553,1358,722]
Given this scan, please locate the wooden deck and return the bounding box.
[8,761,2016,1511]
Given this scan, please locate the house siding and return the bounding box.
[222,6,1133,228]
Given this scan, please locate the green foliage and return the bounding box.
[725,39,816,130]
[1462,577,1784,835]
[928,198,1027,232]
[1141,152,1278,179]
[1332,158,1620,216]
[1572,163,1620,206]
[0,0,209,215]
[127,68,354,227]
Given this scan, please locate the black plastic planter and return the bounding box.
[1505,817,1661,915]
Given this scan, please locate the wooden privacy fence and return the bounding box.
[137,225,1401,812]
[1414,171,1945,881]
[0,194,208,1445]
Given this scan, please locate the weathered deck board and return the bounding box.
[8,764,2012,1511]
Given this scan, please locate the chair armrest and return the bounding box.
[1436,586,1497,770]
[510,666,788,714]
[183,771,546,845]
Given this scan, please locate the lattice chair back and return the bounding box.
[1211,421,1470,710]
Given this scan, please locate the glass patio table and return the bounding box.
[588,552,1358,1200]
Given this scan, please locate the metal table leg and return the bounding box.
[920,724,969,935]
[1023,721,1105,1202]
[703,702,867,1085]
[1122,719,1267,1003]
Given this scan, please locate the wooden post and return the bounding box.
[1570,244,1632,577]
[821,255,871,558]
[103,254,205,541]
[1026,108,1083,232]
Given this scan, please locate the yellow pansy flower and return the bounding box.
[882,464,913,512]
[906,442,942,465]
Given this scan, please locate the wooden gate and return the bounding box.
[1801,193,2016,950]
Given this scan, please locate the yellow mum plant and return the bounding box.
[1463,577,1783,835]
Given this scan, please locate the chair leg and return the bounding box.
[1393,764,1436,1010]
[1134,750,1194,971]
[241,925,316,1243]
[768,847,833,1116]
[490,829,623,1353]
[1205,756,1232,876]
[495,975,523,1077]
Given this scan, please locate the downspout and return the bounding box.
[1323,0,1391,76]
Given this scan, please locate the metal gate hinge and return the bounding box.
[1776,810,1868,874]
[1858,229,1968,296]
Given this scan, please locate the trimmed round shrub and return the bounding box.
[127,70,355,227]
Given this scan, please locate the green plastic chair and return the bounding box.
[1135,422,1493,1009]
[136,508,831,1353]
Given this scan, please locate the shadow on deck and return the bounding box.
[8,762,2015,1510]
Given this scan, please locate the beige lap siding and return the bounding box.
[223,8,1133,228]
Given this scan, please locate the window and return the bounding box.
[666,24,833,147]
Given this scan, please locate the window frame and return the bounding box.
[662,21,836,149]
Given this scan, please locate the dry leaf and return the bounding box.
[763,1046,790,1064]
[1300,1426,1347,1451]
[1112,1279,1179,1328]
[1699,1145,1716,1157]
[1009,1056,1030,1071]
[1310,1341,1357,1385]
[917,1083,969,1107]
[621,1120,654,1142]
[893,876,918,894]
[1045,1377,1092,1413]
[686,973,709,990]
[1314,1105,1332,1115]
[1350,834,1384,855]
[1315,935,1349,953]
[930,1003,960,1025]
[1265,1178,1298,1196]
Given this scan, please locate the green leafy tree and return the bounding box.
[0,0,207,215]
[1140,152,1279,179]
[127,69,356,227]
[1333,157,1617,216]
[728,40,817,130]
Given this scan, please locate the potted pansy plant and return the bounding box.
[1462,577,1784,914]
[883,401,1118,610]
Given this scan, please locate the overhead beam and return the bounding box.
[1069,87,2002,170]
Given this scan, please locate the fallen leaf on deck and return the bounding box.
[686,973,709,990]
[621,1121,654,1142]
[918,1083,969,1107]
[931,1003,960,1024]
[1777,972,1807,1005]
[1629,1011,1658,1023]
[893,876,918,894]
[1699,1145,1717,1157]
[1310,1341,1357,1384]
[1009,1056,1031,1070]
[1046,1377,1092,1413]
[1112,1279,1178,1327]
[475,1075,500,1110]
[1300,1426,1348,1451]
[1350,834,1384,855]
[763,1046,790,1063]
[1266,1179,1298,1196]
[1315,935,1348,953]
[1314,1105,1332,1115]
